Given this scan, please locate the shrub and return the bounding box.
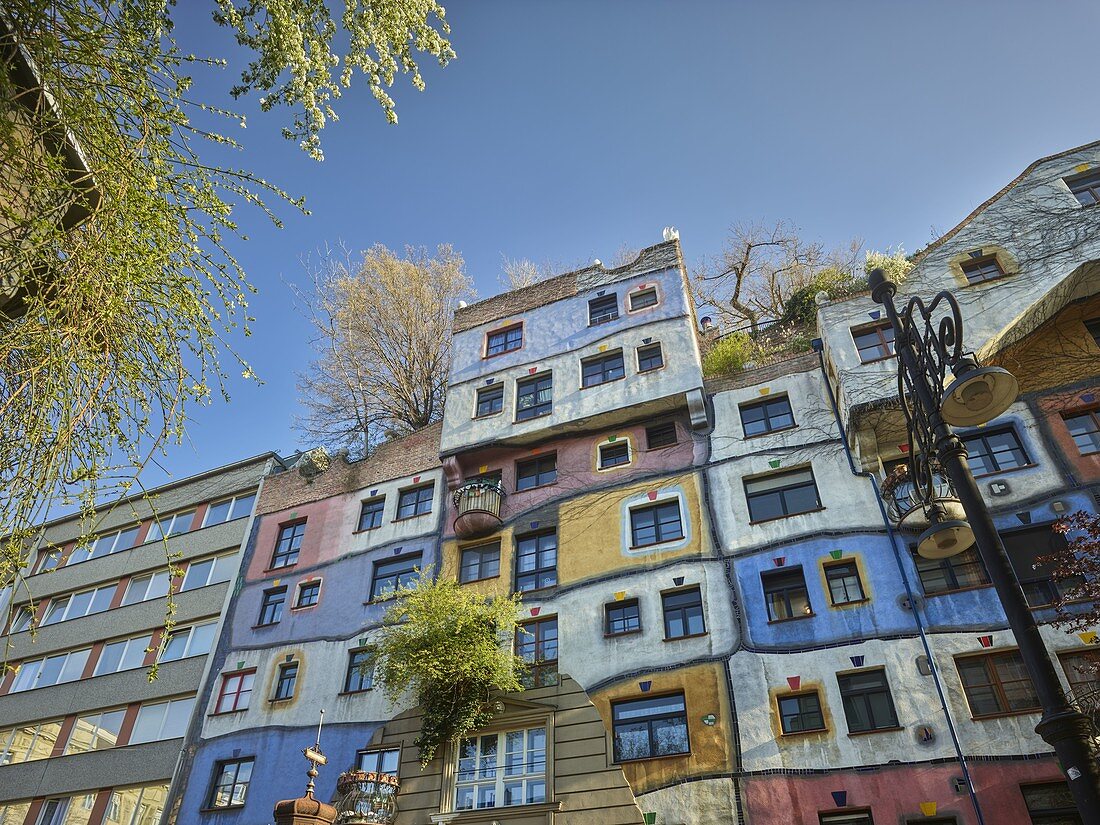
[703,332,756,377]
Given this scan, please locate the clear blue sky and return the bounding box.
[149,0,1100,486]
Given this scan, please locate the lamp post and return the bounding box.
[868,268,1100,824]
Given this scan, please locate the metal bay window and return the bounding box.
[455,727,546,810]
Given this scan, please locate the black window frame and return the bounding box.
[778,691,826,735]
[514,530,557,593]
[637,342,664,372]
[605,599,641,636]
[515,454,557,491]
[295,580,321,609]
[819,812,875,825]
[270,521,305,569]
[485,323,523,357]
[582,350,626,388]
[396,484,434,520]
[852,321,895,363]
[611,692,690,762]
[1065,168,1100,207]
[272,661,298,701]
[837,668,900,733]
[824,561,866,606]
[661,587,706,640]
[598,441,630,469]
[646,422,678,449]
[1003,526,1075,608]
[459,541,501,583]
[1084,317,1100,348]
[588,294,619,325]
[257,586,286,626]
[370,552,422,600]
[913,544,990,595]
[1063,409,1100,456]
[739,395,796,437]
[960,426,1031,476]
[762,567,812,621]
[744,468,822,523]
[357,498,385,532]
[516,615,558,688]
[1021,781,1081,824]
[960,254,1005,284]
[475,384,505,418]
[207,757,255,809]
[343,649,374,694]
[629,500,685,548]
[628,287,658,311]
[516,373,553,421]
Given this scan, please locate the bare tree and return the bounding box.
[498,245,640,292]
[296,244,474,457]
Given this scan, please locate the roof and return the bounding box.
[453,239,683,333]
[257,422,444,514]
[911,139,1100,265]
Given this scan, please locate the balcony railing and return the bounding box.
[452,480,505,539]
[880,461,965,527]
[333,770,399,824]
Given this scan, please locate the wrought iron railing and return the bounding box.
[333,770,399,824]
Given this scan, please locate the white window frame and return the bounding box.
[158,621,217,663]
[41,583,116,625]
[597,439,632,471]
[129,696,195,744]
[454,726,548,811]
[122,570,172,606]
[144,510,196,543]
[10,648,90,692]
[179,553,237,592]
[202,492,257,528]
[63,707,128,755]
[67,525,142,566]
[0,719,64,765]
[95,633,153,676]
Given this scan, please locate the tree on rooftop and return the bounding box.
[296,243,474,457]
[0,1,455,625]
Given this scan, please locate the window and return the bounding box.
[1063,410,1100,455]
[159,622,217,663]
[396,484,434,519]
[629,288,658,311]
[144,510,195,542]
[64,708,126,754]
[180,553,236,592]
[611,693,689,761]
[778,692,826,734]
[517,617,558,688]
[357,498,385,531]
[1022,781,1082,824]
[273,662,298,701]
[956,650,1039,717]
[605,599,641,636]
[0,719,64,764]
[824,562,865,605]
[129,696,195,743]
[295,580,321,608]
[215,670,255,714]
[637,343,664,372]
[1065,168,1100,206]
[960,254,1005,284]
[370,553,422,600]
[515,531,557,592]
[35,798,90,825]
[66,525,142,566]
[914,544,989,594]
[460,541,501,583]
[838,669,899,733]
[207,758,254,808]
[598,442,630,469]
[516,374,552,421]
[762,568,812,621]
[662,587,705,639]
[486,324,523,357]
[455,727,546,810]
[961,427,1030,476]
[107,784,168,825]
[9,605,34,633]
[581,350,625,387]
[1003,527,1076,607]
[629,500,684,548]
[1060,650,1100,700]
[745,468,821,522]
[42,583,117,625]
[344,649,374,693]
[1085,318,1100,348]
[588,294,618,325]
[10,648,90,692]
[271,521,305,568]
[852,321,895,363]
[646,421,678,449]
[257,587,286,626]
[121,572,170,606]
[203,493,256,527]
[35,548,63,573]
[819,813,874,825]
[476,384,504,417]
[96,634,153,675]
[358,747,399,774]
[740,396,795,436]
[515,454,556,490]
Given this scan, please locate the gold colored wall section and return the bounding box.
[589,662,734,796]
[993,292,1100,395]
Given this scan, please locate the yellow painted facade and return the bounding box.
[992,293,1100,394]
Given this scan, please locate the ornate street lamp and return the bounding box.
[869,268,1100,824]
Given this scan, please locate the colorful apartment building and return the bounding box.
[0,453,283,825]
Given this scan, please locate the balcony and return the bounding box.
[453,481,505,539]
[334,769,399,824]
[880,461,965,528]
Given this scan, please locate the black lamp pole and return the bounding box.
[869,269,1100,824]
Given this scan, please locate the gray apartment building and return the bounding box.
[0,453,287,825]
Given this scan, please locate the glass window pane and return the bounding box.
[121,636,152,670]
[59,649,90,683]
[181,560,213,592]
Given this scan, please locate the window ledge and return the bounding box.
[767,613,815,625]
[969,709,1041,721]
[743,425,799,440]
[858,354,897,365]
[515,481,557,493]
[749,506,826,526]
[200,806,245,814]
[829,598,870,609]
[922,583,993,598]
[630,536,686,551]
[472,410,504,420]
[663,631,708,642]
[847,725,904,737]
[458,574,501,585]
[580,375,626,391]
[290,604,318,612]
[779,727,829,738]
[337,689,373,697]
[614,749,691,765]
[435,801,562,823]
[514,411,553,424]
[351,526,382,535]
[604,629,643,639]
[392,513,432,524]
[263,565,297,575]
[251,622,280,630]
[970,463,1038,480]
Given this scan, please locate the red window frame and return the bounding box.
[215,669,256,714]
